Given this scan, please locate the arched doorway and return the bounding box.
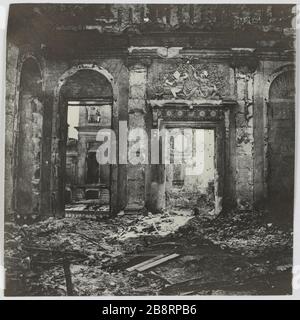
[14,57,43,216]
[56,68,114,216]
[268,70,295,222]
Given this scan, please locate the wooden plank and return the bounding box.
[136,253,180,272]
[62,259,73,296]
[126,254,167,272]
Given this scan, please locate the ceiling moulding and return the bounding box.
[128,48,294,62]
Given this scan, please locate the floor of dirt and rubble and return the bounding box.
[5,208,293,296]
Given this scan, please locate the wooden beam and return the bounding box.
[126,254,167,272]
[136,253,180,272]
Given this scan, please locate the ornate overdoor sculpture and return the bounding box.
[146,58,238,214]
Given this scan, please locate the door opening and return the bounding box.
[164,127,216,215]
[64,100,112,216]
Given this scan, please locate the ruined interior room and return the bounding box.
[4,4,296,296]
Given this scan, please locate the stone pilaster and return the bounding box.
[125,60,149,211]
[235,67,255,210]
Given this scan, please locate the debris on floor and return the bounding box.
[65,202,110,219]
[5,209,293,296]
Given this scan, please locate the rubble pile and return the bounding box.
[5,209,293,296]
[182,210,293,255]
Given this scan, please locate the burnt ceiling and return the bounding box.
[7,4,296,55]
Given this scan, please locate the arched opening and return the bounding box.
[15,57,43,217]
[268,70,295,222]
[57,69,113,216]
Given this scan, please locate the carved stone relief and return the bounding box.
[148,60,228,100]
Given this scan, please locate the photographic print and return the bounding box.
[4,3,296,296]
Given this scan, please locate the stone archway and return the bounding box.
[14,57,44,217]
[51,65,116,216]
[267,69,295,222]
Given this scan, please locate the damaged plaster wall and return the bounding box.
[126,61,148,211]
[234,67,255,210]
[6,49,295,216]
[5,46,45,218]
[5,4,296,217]
[5,42,19,217]
[15,57,43,215]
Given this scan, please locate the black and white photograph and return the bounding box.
[1,2,298,298]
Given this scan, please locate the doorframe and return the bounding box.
[59,98,113,215]
[159,120,225,215]
[51,64,118,217]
